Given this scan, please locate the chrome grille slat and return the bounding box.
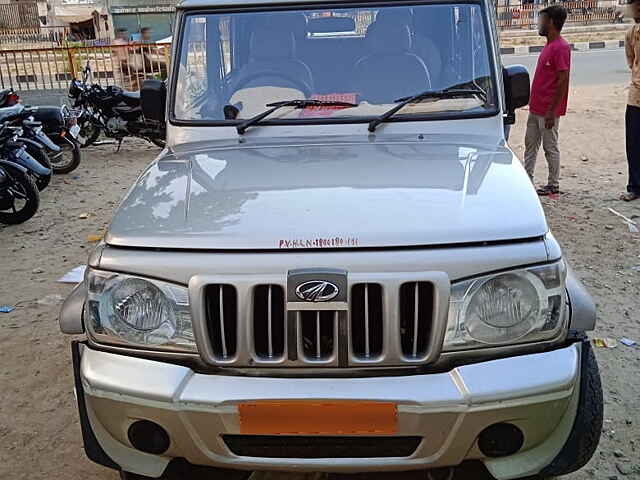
[364,283,370,358]
[219,284,228,359]
[413,282,419,358]
[267,284,273,358]
[252,284,285,362]
[315,311,321,359]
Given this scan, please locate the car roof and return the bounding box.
[177,0,480,10]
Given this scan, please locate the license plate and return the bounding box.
[69,124,81,138]
[238,401,397,435]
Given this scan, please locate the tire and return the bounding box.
[24,143,52,191]
[538,340,603,477]
[0,165,40,224]
[50,138,81,174]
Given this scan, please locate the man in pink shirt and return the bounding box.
[524,5,571,196]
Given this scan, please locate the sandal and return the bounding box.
[536,185,560,196]
[621,192,640,202]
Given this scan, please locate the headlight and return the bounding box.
[85,269,196,352]
[444,261,567,351]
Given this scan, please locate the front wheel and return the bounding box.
[537,340,603,478]
[0,165,40,224]
[50,137,81,174]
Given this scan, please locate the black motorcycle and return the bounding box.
[0,125,41,224]
[0,111,52,192]
[68,63,165,150]
[0,98,82,175]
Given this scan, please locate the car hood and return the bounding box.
[106,136,548,250]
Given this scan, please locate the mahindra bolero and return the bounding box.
[60,0,603,478]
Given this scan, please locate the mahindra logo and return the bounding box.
[295,280,340,302]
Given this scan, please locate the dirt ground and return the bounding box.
[1,83,639,480]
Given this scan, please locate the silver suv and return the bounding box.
[60,0,603,479]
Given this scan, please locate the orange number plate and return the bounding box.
[238,401,397,435]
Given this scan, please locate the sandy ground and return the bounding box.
[1,84,639,480]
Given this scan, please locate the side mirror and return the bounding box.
[141,79,167,123]
[503,65,530,125]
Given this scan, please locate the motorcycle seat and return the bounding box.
[0,104,25,122]
[120,90,140,107]
[114,105,142,116]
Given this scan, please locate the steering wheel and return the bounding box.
[228,71,313,102]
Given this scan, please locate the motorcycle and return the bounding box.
[68,62,166,150]
[0,124,41,224]
[0,110,52,191]
[0,102,82,175]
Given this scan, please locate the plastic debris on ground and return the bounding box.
[607,207,639,233]
[593,338,617,348]
[37,294,65,305]
[620,337,637,347]
[57,265,87,284]
[87,234,103,243]
[0,305,15,313]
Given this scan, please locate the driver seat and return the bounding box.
[228,18,314,97]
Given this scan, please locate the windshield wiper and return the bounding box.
[367,87,488,132]
[236,99,357,135]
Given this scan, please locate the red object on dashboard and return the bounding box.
[299,93,358,118]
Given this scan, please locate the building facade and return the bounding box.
[108,0,176,41]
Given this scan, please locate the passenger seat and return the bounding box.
[351,15,431,104]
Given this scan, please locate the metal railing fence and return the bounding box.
[0,43,171,92]
[496,1,620,30]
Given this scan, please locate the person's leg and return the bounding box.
[524,113,543,182]
[542,117,561,191]
[625,105,640,200]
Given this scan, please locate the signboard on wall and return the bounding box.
[111,6,175,14]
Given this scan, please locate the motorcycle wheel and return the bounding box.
[24,143,52,191]
[50,138,81,174]
[79,122,100,148]
[0,165,40,225]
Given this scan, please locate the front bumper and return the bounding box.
[74,342,582,479]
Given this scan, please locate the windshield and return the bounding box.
[173,3,497,124]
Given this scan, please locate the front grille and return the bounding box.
[253,285,285,360]
[300,310,336,361]
[222,435,422,458]
[399,282,435,360]
[204,284,237,360]
[199,274,446,368]
[350,283,383,359]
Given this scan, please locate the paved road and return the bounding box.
[502,48,628,86]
